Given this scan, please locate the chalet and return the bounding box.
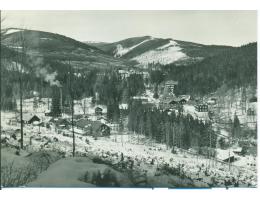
[76,119,110,137]
[119,103,129,110]
[232,147,243,155]
[44,110,51,116]
[178,95,191,104]
[132,96,149,104]
[160,95,190,109]
[95,107,103,115]
[216,149,236,163]
[118,69,130,79]
[222,156,236,163]
[87,121,111,137]
[195,104,208,112]
[22,113,40,124]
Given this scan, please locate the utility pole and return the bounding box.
[69,61,75,157]
[83,99,86,115]
[228,136,232,171]
[17,32,26,150]
[209,129,212,168]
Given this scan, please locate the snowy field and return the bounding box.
[1,110,257,187]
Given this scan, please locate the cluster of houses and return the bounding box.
[118,69,149,80]
[159,80,191,110]
[19,112,112,138]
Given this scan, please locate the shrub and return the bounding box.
[1,159,38,187]
[92,156,105,164]
[80,169,120,187]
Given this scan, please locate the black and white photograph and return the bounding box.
[0,8,257,190]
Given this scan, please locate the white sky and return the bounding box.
[2,10,257,46]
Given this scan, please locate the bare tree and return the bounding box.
[10,29,27,149]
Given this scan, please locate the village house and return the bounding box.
[206,97,217,107]
[75,119,110,137]
[195,104,209,112]
[22,113,41,124]
[118,69,130,79]
[216,149,236,163]
[95,107,103,115]
[159,95,190,110]
[119,103,129,110]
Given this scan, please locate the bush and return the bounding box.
[92,156,105,164]
[1,159,38,187]
[80,169,120,187]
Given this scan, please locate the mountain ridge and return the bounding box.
[86,36,235,66]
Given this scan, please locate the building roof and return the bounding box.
[91,121,107,132]
[216,149,235,161]
[95,107,103,111]
[69,128,86,135]
[179,95,191,101]
[76,119,109,132]
[76,119,92,129]
[50,118,70,126]
[23,113,40,122]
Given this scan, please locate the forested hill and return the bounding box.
[163,42,257,96]
[1,28,128,70]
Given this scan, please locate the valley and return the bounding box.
[0,28,257,188]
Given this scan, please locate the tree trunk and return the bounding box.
[69,63,75,157]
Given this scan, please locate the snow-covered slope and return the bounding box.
[114,38,152,57]
[132,40,187,65]
[111,37,189,66]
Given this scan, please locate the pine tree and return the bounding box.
[51,87,61,117]
[232,114,241,138]
[153,84,159,99]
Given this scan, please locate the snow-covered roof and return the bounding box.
[216,149,235,161]
[232,147,242,153]
[69,128,86,135]
[179,95,191,101]
[23,113,40,122]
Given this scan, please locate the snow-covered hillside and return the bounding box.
[113,38,188,66]
[132,40,187,66]
[114,38,152,57]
